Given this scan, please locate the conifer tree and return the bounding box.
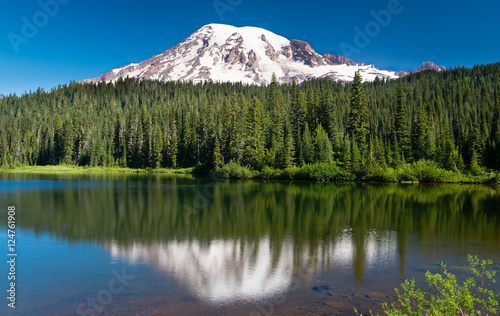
[228,95,247,162]
[153,128,163,169]
[343,136,352,171]
[392,133,401,166]
[290,80,305,139]
[468,126,483,169]
[469,148,480,174]
[61,120,74,163]
[113,115,123,161]
[348,72,369,148]
[180,111,193,166]
[302,122,314,164]
[120,141,127,168]
[313,124,333,163]
[134,118,144,167]
[320,90,336,140]
[413,101,431,160]
[278,123,295,169]
[487,95,500,169]
[170,129,178,168]
[38,126,52,165]
[395,83,411,160]
[244,98,264,168]
[372,136,385,167]
[141,106,152,167]
[295,136,304,166]
[267,74,286,163]
[219,98,232,158]
[306,89,320,133]
[351,137,361,174]
[53,115,64,164]
[211,132,223,168]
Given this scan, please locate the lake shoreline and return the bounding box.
[0,165,192,175]
[1,164,499,184]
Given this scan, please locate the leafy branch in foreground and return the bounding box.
[356,255,498,315]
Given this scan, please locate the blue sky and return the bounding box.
[1,0,499,96]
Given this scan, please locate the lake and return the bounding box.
[0,173,499,315]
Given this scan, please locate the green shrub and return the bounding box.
[281,166,301,179]
[394,160,465,183]
[258,166,282,179]
[356,255,499,315]
[472,172,499,184]
[363,167,398,182]
[295,163,355,181]
[410,160,459,183]
[192,162,212,175]
[396,163,418,182]
[214,161,257,179]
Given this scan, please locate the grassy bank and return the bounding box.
[0,165,192,175]
[2,162,498,184]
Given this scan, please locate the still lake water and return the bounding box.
[0,173,499,315]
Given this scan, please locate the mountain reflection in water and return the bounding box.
[1,174,499,313]
[107,230,398,304]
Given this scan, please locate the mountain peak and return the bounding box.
[81,24,443,86]
[396,61,447,77]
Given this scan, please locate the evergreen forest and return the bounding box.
[1,63,499,182]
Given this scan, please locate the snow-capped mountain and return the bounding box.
[81,24,444,85]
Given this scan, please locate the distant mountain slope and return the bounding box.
[395,61,447,77]
[81,24,444,85]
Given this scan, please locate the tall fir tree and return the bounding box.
[290,80,305,139]
[113,115,123,161]
[211,132,223,168]
[319,90,336,140]
[413,101,431,160]
[348,72,369,149]
[267,74,286,166]
[278,123,295,169]
[487,94,500,169]
[351,137,362,174]
[313,124,333,163]
[395,83,411,161]
[302,122,314,164]
[244,98,264,168]
[53,115,64,164]
[153,128,163,169]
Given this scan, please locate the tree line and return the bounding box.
[1,63,499,176]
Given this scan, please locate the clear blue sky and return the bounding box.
[1,0,499,96]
